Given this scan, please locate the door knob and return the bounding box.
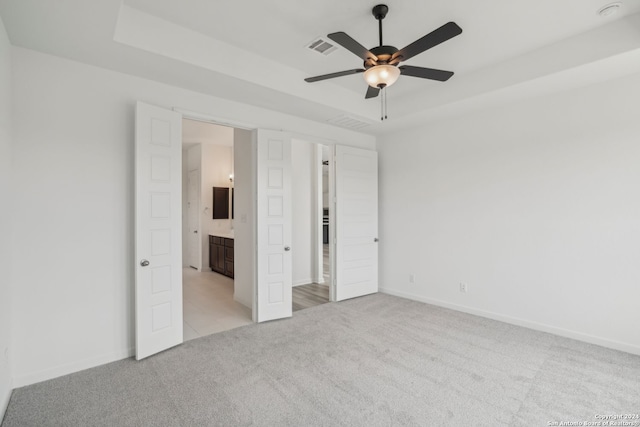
[194,230,198,234]
[284,246,291,251]
[374,238,379,242]
[140,259,150,267]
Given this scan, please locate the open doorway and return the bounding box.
[181,118,251,340]
[291,141,333,312]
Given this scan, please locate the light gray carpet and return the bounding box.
[3,293,639,426]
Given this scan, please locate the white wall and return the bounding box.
[0,14,13,420]
[378,71,640,355]
[181,147,189,266]
[291,140,315,286]
[10,47,375,387]
[183,144,202,269]
[322,174,329,209]
[233,129,255,310]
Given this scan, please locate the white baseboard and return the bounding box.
[12,347,134,388]
[233,293,252,310]
[379,287,640,356]
[0,385,11,423]
[293,278,313,287]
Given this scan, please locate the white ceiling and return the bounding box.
[2,0,640,135]
[182,119,233,148]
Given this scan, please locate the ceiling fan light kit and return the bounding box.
[305,4,462,121]
[364,64,400,88]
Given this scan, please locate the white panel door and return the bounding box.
[187,169,200,269]
[335,145,378,301]
[256,130,292,322]
[135,102,183,360]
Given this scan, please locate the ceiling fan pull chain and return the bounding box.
[384,88,388,120]
[379,87,389,121]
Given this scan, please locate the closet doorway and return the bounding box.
[291,142,333,312]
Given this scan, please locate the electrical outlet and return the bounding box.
[409,274,415,284]
[459,282,468,293]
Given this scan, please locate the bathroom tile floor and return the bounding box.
[182,267,252,341]
[183,244,331,341]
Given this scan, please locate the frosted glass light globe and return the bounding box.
[364,65,400,88]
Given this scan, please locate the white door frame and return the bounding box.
[328,146,337,302]
[312,144,324,288]
[312,143,337,302]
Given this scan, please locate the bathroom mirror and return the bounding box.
[212,187,230,219]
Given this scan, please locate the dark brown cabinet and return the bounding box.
[209,235,234,278]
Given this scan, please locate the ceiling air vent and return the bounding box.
[306,37,338,55]
[327,115,372,130]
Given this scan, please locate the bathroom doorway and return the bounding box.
[181,119,251,340]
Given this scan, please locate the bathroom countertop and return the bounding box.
[209,232,234,239]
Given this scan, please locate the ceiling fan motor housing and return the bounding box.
[365,45,399,68]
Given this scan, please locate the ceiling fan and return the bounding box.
[305,4,462,120]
